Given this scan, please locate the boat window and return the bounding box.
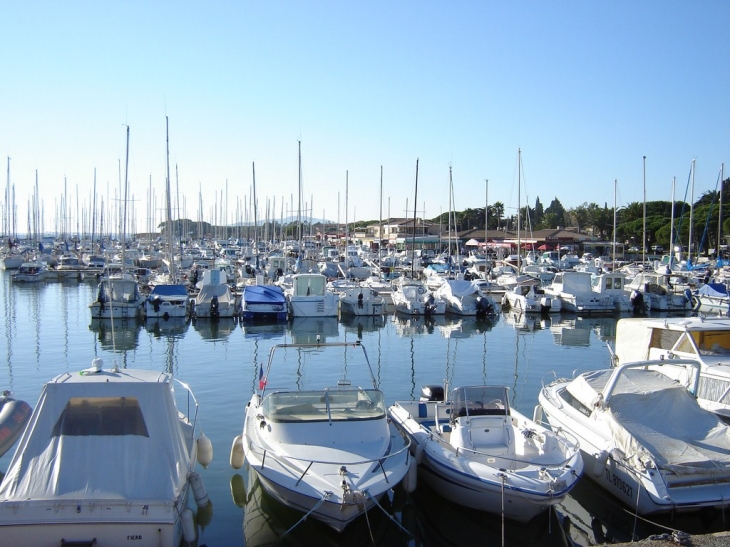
[650,328,681,351]
[694,331,730,354]
[264,389,385,422]
[674,333,698,355]
[558,389,592,418]
[52,397,149,437]
[605,278,613,290]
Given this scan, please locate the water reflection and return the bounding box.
[288,317,339,344]
[435,316,498,339]
[192,318,238,341]
[241,321,288,340]
[88,318,142,352]
[558,476,729,545]
[409,481,570,547]
[236,461,571,547]
[339,314,387,338]
[503,310,552,332]
[392,315,446,337]
[143,317,190,338]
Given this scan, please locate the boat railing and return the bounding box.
[428,423,580,470]
[173,378,200,439]
[249,432,412,484]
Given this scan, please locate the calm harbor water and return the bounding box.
[1,270,727,546]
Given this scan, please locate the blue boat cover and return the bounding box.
[243,285,286,305]
[149,284,189,297]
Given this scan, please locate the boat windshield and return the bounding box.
[263,388,385,422]
[451,386,509,417]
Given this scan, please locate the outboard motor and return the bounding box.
[357,292,364,308]
[475,295,489,316]
[420,385,445,402]
[424,293,436,315]
[210,295,220,321]
[152,296,162,313]
[630,289,644,316]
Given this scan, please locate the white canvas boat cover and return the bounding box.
[196,283,233,305]
[568,368,730,475]
[0,368,193,502]
[441,279,477,298]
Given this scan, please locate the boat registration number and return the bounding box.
[605,469,633,498]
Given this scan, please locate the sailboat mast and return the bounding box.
[485,179,488,253]
[689,158,695,261]
[517,148,521,275]
[378,165,383,279]
[642,155,646,266]
[411,159,419,278]
[165,116,175,281]
[670,177,676,268]
[612,179,617,266]
[720,163,726,259]
[122,125,130,273]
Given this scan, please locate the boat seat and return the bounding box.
[467,416,510,455]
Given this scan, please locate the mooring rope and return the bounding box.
[281,491,332,538]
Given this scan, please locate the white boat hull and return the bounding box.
[0,498,188,547]
[538,364,730,515]
[389,395,582,522]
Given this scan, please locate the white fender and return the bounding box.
[189,471,210,507]
[592,450,609,477]
[402,458,418,493]
[230,434,245,470]
[197,431,213,469]
[413,443,424,465]
[181,508,196,544]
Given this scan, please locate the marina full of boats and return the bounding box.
[7,234,730,325]
[5,250,730,545]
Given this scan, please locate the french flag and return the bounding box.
[259,364,267,390]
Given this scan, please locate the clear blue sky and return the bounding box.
[1,1,728,235]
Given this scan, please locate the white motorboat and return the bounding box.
[143,283,189,319]
[231,341,413,532]
[190,269,239,319]
[390,276,446,316]
[285,272,338,318]
[88,276,145,319]
[624,271,693,312]
[0,358,213,546]
[433,278,500,316]
[338,285,386,316]
[611,315,730,419]
[543,271,615,314]
[240,283,288,321]
[388,384,583,522]
[502,278,561,314]
[692,282,730,315]
[11,261,48,283]
[537,359,730,516]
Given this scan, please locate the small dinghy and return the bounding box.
[0,391,32,458]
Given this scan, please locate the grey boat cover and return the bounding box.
[566,368,730,475]
[0,368,193,502]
